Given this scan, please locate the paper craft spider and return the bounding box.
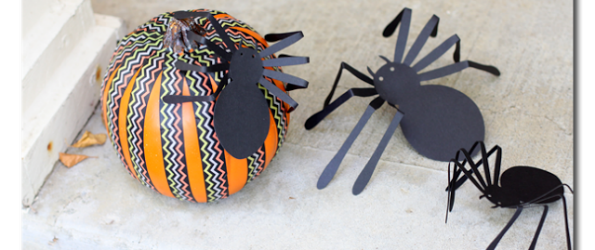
[446,141,573,250]
[305,7,500,195]
[164,11,309,159]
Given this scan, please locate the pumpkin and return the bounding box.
[101,9,292,202]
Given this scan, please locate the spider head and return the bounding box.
[482,185,519,208]
[229,47,263,84]
[372,59,421,105]
[480,186,502,206]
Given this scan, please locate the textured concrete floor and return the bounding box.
[22,0,573,249]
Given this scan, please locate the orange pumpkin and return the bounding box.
[101,9,293,202]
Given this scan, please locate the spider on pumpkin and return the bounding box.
[163,11,310,159]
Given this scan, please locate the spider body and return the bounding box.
[306,7,499,195]
[446,141,572,250]
[484,166,564,207]
[214,48,271,159]
[372,61,486,161]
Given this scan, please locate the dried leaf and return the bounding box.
[59,153,90,168]
[71,131,107,148]
[48,237,58,246]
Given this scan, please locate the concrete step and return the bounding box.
[21,14,126,206]
[22,0,95,113]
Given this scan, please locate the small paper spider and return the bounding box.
[306,7,500,195]
[446,141,573,250]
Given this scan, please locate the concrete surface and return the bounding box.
[22,0,573,249]
[21,0,127,206]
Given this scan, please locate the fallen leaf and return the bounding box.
[71,131,107,148]
[59,153,90,168]
[48,237,58,246]
[289,197,295,200]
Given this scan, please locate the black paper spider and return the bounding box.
[305,7,500,195]
[446,141,573,250]
[164,11,309,159]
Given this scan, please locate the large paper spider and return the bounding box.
[446,141,573,250]
[164,11,309,159]
[305,8,500,195]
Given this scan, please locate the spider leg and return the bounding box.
[206,14,237,53]
[447,160,459,214]
[487,206,524,250]
[528,205,549,250]
[447,141,481,192]
[162,75,227,103]
[447,144,486,214]
[447,144,501,192]
[214,72,229,92]
[403,15,439,66]
[258,77,298,111]
[352,109,404,195]
[323,62,374,109]
[187,31,232,61]
[447,148,474,214]
[460,148,489,190]
[525,184,569,205]
[561,195,572,250]
[492,145,503,186]
[316,97,385,190]
[411,33,499,77]
[171,10,209,20]
[418,60,500,82]
[262,56,309,67]
[525,185,573,250]
[163,94,215,103]
[446,147,468,191]
[264,31,302,42]
[174,60,229,73]
[163,61,230,103]
[445,149,477,220]
[382,8,409,37]
[262,69,309,91]
[530,193,572,250]
[447,155,479,214]
[412,34,461,72]
[305,88,378,130]
[262,54,310,91]
[382,8,412,63]
[448,172,469,191]
[259,31,304,58]
[478,142,492,187]
[450,153,487,196]
[449,142,500,214]
[446,160,454,223]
